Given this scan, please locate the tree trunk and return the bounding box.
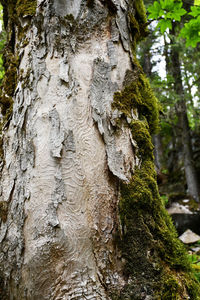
[170,24,200,202]
[0,1,199,299]
[153,133,164,171]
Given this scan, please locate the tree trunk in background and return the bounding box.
[153,134,164,171]
[162,34,181,175]
[0,1,199,299]
[170,24,200,202]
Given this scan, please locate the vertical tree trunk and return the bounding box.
[0,1,199,299]
[170,24,200,201]
[153,133,164,171]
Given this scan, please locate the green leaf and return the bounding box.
[180,17,200,47]
[173,8,186,20]
[148,0,186,22]
[189,6,200,17]
[166,8,186,21]
[160,0,174,10]
[148,1,161,19]
[157,19,172,33]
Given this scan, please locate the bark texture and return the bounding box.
[0,0,199,299]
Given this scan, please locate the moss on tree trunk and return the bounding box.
[0,0,199,299]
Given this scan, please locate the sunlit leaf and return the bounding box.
[148,1,162,19]
[189,6,200,17]
[194,0,200,5]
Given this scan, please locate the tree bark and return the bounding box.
[0,1,199,299]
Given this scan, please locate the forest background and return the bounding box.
[138,0,200,205]
[138,0,200,280]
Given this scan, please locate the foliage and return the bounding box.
[180,5,200,47]
[148,0,186,33]
[147,0,200,47]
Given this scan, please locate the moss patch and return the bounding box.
[0,0,36,42]
[114,114,200,298]
[0,201,8,222]
[0,0,36,21]
[113,71,160,134]
[0,0,36,161]
[0,51,19,115]
[16,0,37,18]
[128,0,148,50]
[131,120,154,159]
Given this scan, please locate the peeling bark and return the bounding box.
[0,0,199,299]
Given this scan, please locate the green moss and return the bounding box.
[156,209,190,270]
[0,95,13,116]
[185,274,200,299]
[0,0,35,112]
[128,0,148,50]
[0,0,36,43]
[113,69,200,295]
[113,71,160,134]
[162,276,181,299]
[119,160,190,266]
[0,0,36,20]
[130,120,154,159]
[161,271,200,299]
[129,14,140,50]
[134,0,148,25]
[16,0,36,18]
[116,149,200,297]
[0,52,19,116]
[0,1,36,162]
[0,201,8,222]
